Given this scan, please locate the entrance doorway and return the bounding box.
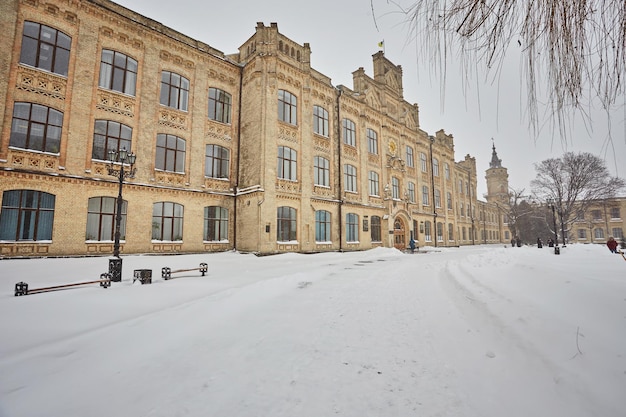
[393,218,406,251]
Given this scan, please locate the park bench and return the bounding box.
[161,262,208,280]
[15,273,112,296]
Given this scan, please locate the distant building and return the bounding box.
[4,0,615,257]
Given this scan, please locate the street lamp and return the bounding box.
[429,135,437,247]
[107,147,137,281]
[547,198,560,255]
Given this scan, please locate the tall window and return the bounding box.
[205,144,230,179]
[315,210,331,242]
[98,50,137,95]
[406,146,414,168]
[344,164,357,192]
[612,228,623,239]
[447,192,452,210]
[448,223,454,241]
[278,89,297,124]
[208,88,232,124]
[578,229,587,239]
[592,210,602,221]
[10,102,63,153]
[152,202,184,241]
[444,162,450,179]
[160,71,189,111]
[424,221,432,241]
[92,120,132,161]
[367,128,378,154]
[437,222,444,241]
[432,158,440,177]
[392,177,400,199]
[204,206,228,241]
[594,228,605,239]
[313,105,329,137]
[156,134,186,173]
[314,156,330,187]
[0,190,55,241]
[346,213,359,242]
[422,185,429,205]
[368,171,380,196]
[277,206,297,241]
[611,207,621,219]
[278,146,297,181]
[420,152,427,172]
[408,182,416,203]
[342,118,356,146]
[371,216,381,242]
[86,197,127,241]
[20,21,71,76]
[434,189,441,208]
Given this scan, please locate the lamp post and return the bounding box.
[107,148,137,281]
[547,198,560,254]
[429,135,437,247]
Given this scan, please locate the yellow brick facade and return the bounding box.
[0,0,507,257]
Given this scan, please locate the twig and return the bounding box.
[570,326,583,359]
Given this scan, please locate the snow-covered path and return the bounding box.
[1,244,624,417]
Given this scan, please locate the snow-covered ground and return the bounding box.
[1,244,624,417]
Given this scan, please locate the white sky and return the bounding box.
[1,244,625,416]
[112,0,626,198]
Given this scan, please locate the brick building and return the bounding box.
[1,0,516,257]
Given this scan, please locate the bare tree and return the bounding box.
[531,152,625,243]
[383,0,625,136]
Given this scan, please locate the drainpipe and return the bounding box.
[233,64,244,251]
[336,86,344,251]
[429,135,437,247]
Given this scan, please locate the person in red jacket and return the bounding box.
[606,236,619,253]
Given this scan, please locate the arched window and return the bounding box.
[0,190,55,241]
[277,206,297,241]
[152,202,184,241]
[156,134,186,173]
[346,213,359,242]
[92,120,132,161]
[278,90,297,124]
[204,206,228,241]
[342,118,356,146]
[160,71,189,111]
[205,144,230,179]
[314,156,330,187]
[313,105,329,137]
[99,49,137,95]
[10,102,63,153]
[371,216,382,242]
[208,88,232,124]
[20,21,71,76]
[278,146,297,181]
[315,210,331,242]
[86,196,127,241]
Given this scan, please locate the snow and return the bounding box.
[0,244,624,417]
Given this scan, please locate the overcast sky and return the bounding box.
[112,0,626,198]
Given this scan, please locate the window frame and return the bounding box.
[277,206,297,242]
[155,134,186,173]
[0,190,55,241]
[346,213,359,242]
[204,206,229,242]
[20,21,71,76]
[205,144,230,179]
[151,202,184,241]
[368,171,380,197]
[344,164,357,192]
[160,70,190,111]
[208,87,232,124]
[86,196,127,241]
[277,146,297,181]
[314,156,330,187]
[313,105,329,137]
[315,210,331,242]
[98,49,138,96]
[278,89,297,125]
[10,102,63,154]
[92,119,132,161]
[367,128,378,155]
[342,118,356,146]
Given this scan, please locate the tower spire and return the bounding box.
[490,141,502,168]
